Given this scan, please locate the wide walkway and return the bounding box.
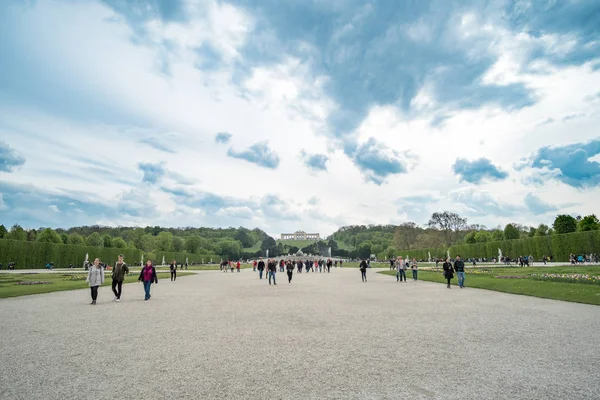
[1,268,599,399]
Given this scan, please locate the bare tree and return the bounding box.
[428,211,467,245]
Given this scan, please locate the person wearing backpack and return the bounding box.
[359,259,368,282]
[111,254,129,301]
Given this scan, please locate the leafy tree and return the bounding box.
[234,229,255,248]
[427,211,467,245]
[327,238,339,252]
[553,214,577,234]
[86,232,104,247]
[185,235,203,253]
[27,228,37,242]
[260,236,277,256]
[7,224,27,241]
[288,245,299,254]
[464,232,476,244]
[68,233,85,245]
[578,214,600,232]
[385,246,396,259]
[527,226,537,237]
[535,224,549,236]
[503,224,520,240]
[371,244,383,256]
[155,231,173,252]
[474,231,490,243]
[102,234,113,248]
[61,233,69,244]
[491,230,504,241]
[0,224,7,238]
[36,228,62,243]
[172,236,185,252]
[139,234,155,252]
[113,237,127,248]
[357,241,372,259]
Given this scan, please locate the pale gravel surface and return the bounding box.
[1,268,599,400]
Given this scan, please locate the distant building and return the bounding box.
[280,231,320,241]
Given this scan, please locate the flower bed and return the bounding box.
[16,281,53,285]
[495,276,527,279]
[530,274,600,285]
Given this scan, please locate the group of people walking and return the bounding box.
[250,258,342,285]
[391,257,419,282]
[86,255,158,304]
[442,256,466,288]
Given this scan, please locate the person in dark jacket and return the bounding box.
[454,255,465,289]
[359,259,368,282]
[170,260,177,282]
[442,258,454,288]
[138,260,158,300]
[111,254,129,301]
[268,259,277,285]
[286,261,294,284]
[257,258,265,279]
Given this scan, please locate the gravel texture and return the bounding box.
[1,268,599,400]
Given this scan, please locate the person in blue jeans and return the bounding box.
[138,260,158,300]
[454,255,465,289]
[268,259,277,285]
[411,258,418,281]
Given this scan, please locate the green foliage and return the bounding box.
[155,231,173,252]
[491,230,504,241]
[113,237,126,248]
[0,224,7,238]
[172,236,185,252]
[36,228,62,244]
[464,232,476,244]
[7,224,27,241]
[535,224,549,236]
[553,214,577,234]
[474,231,490,243]
[68,233,85,245]
[86,232,104,247]
[27,229,37,241]
[102,234,113,248]
[503,224,520,240]
[578,214,600,232]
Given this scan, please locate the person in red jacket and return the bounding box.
[138,260,158,300]
[236,261,241,273]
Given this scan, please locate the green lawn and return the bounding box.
[378,266,600,305]
[0,271,194,299]
[276,239,319,249]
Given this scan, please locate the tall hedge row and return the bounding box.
[395,230,600,262]
[0,240,222,269]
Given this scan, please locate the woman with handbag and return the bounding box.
[442,258,454,289]
[86,258,105,305]
[138,260,158,300]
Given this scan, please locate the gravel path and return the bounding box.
[1,268,599,400]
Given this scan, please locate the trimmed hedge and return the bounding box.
[395,230,600,262]
[0,239,222,269]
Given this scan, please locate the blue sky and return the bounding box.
[1,0,599,236]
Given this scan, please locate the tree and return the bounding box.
[535,224,549,236]
[234,229,254,248]
[86,232,104,247]
[357,241,372,259]
[60,233,69,244]
[371,244,383,257]
[68,233,85,245]
[7,224,27,241]
[553,214,577,234]
[102,234,113,248]
[428,211,467,245]
[155,231,173,252]
[172,236,185,252]
[260,236,277,256]
[503,224,520,240]
[139,234,155,252]
[0,224,7,238]
[578,214,600,232]
[36,228,63,243]
[474,231,490,243]
[491,230,504,241]
[385,246,396,259]
[185,235,203,253]
[27,228,37,242]
[113,237,127,248]
[464,232,476,244]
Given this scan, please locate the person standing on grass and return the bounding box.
[111,254,129,301]
[257,258,265,279]
[170,260,177,282]
[396,257,406,282]
[443,258,454,288]
[138,260,158,301]
[359,259,368,282]
[411,258,418,281]
[86,258,105,305]
[268,259,277,285]
[454,255,465,289]
[286,260,294,284]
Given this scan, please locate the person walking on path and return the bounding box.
[359,259,368,282]
[396,257,407,282]
[138,260,158,300]
[86,258,105,305]
[454,255,465,289]
[442,258,454,288]
[253,260,257,271]
[237,260,241,273]
[411,258,419,281]
[111,254,129,301]
[170,260,177,282]
[257,258,265,279]
[286,261,294,284]
[268,259,277,285]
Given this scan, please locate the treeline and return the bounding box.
[0,239,221,269]
[395,230,600,262]
[0,224,278,261]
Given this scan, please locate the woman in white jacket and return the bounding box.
[86,258,105,305]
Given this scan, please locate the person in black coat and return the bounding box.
[442,258,454,288]
[257,258,265,279]
[359,259,368,282]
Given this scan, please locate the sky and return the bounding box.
[1,0,599,238]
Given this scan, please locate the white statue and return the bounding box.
[428,251,431,262]
[498,248,503,260]
[447,249,451,260]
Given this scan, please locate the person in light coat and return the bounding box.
[86,258,105,305]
